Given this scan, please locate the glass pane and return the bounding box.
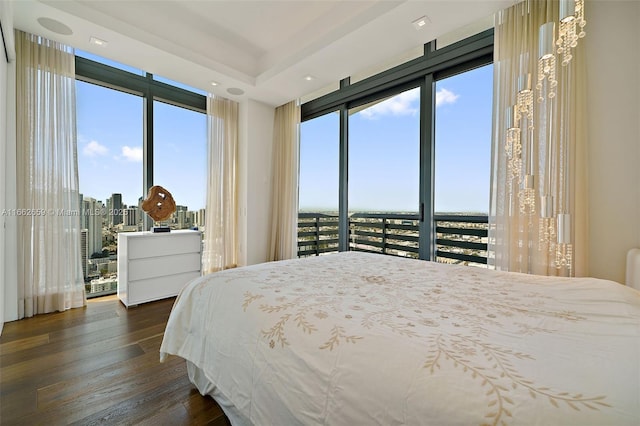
[153,101,207,231]
[434,63,492,266]
[348,87,420,258]
[298,111,340,257]
[76,80,144,297]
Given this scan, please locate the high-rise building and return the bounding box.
[185,211,195,228]
[79,193,84,216]
[124,207,139,227]
[82,196,103,256]
[80,229,88,280]
[109,193,123,226]
[175,205,188,229]
[106,198,112,224]
[197,208,206,227]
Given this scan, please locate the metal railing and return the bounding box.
[298,212,489,266]
[349,212,420,258]
[297,213,340,257]
[434,214,488,265]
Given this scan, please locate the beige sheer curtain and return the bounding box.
[489,0,588,276]
[203,95,238,273]
[268,101,300,261]
[16,30,86,318]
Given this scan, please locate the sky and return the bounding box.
[299,63,493,214]
[76,51,492,215]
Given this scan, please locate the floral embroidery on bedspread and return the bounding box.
[237,253,611,424]
[424,334,610,425]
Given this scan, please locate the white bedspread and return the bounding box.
[160,252,640,425]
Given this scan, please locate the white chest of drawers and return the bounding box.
[117,230,202,307]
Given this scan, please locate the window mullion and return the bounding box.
[338,104,349,252]
[142,75,154,232]
[419,74,435,261]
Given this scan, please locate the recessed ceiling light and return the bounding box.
[210,81,220,87]
[37,17,73,35]
[89,36,108,47]
[303,75,315,81]
[227,87,244,96]
[412,15,430,30]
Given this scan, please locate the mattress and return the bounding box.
[160,251,640,425]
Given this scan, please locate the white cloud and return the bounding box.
[83,140,108,157]
[358,87,459,120]
[121,146,143,162]
[436,88,459,107]
[359,89,420,120]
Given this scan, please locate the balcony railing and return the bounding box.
[298,212,489,266]
[298,213,340,257]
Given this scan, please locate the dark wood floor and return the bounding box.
[0,295,231,425]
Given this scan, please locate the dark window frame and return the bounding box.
[300,28,494,260]
[75,56,207,229]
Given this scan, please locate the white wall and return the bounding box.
[3,51,17,325]
[237,99,275,267]
[586,0,640,284]
[0,1,17,330]
[0,31,7,336]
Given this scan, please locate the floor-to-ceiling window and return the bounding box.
[298,111,340,256]
[153,100,207,230]
[75,53,206,297]
[348,87,420,257]
[299,29,493,266]
[433,64,493,266]
[76,81,144,296]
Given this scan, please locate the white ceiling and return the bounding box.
[10,0,515,106]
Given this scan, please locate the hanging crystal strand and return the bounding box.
[505,105,522,195]
[536,22,557,101]
[556,214,573,274]
[517,72,534,124]
[539,199,556,250]
[518,128,536,217]
[516,50,536,216]
[519,175,536,217]
[555,63,573,276]
[518,105,535,217]
[537,17,557,250]
[557,0,586,66]
[546,109,559,258]
[539,97,556,250]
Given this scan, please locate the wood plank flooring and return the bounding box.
[0,295,231,426]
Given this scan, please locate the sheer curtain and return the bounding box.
[15,30,85,318]
[202,95,238,273]
[268,101,300,261]
[489,0,588,276]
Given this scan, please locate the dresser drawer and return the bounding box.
[128,252,201,281]
[128,233,201,260]
[126,271,201,306]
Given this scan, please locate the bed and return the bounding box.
[159,251,640,425]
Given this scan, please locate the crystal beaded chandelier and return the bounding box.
[557,0,587,66]
[504,0,586,275]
